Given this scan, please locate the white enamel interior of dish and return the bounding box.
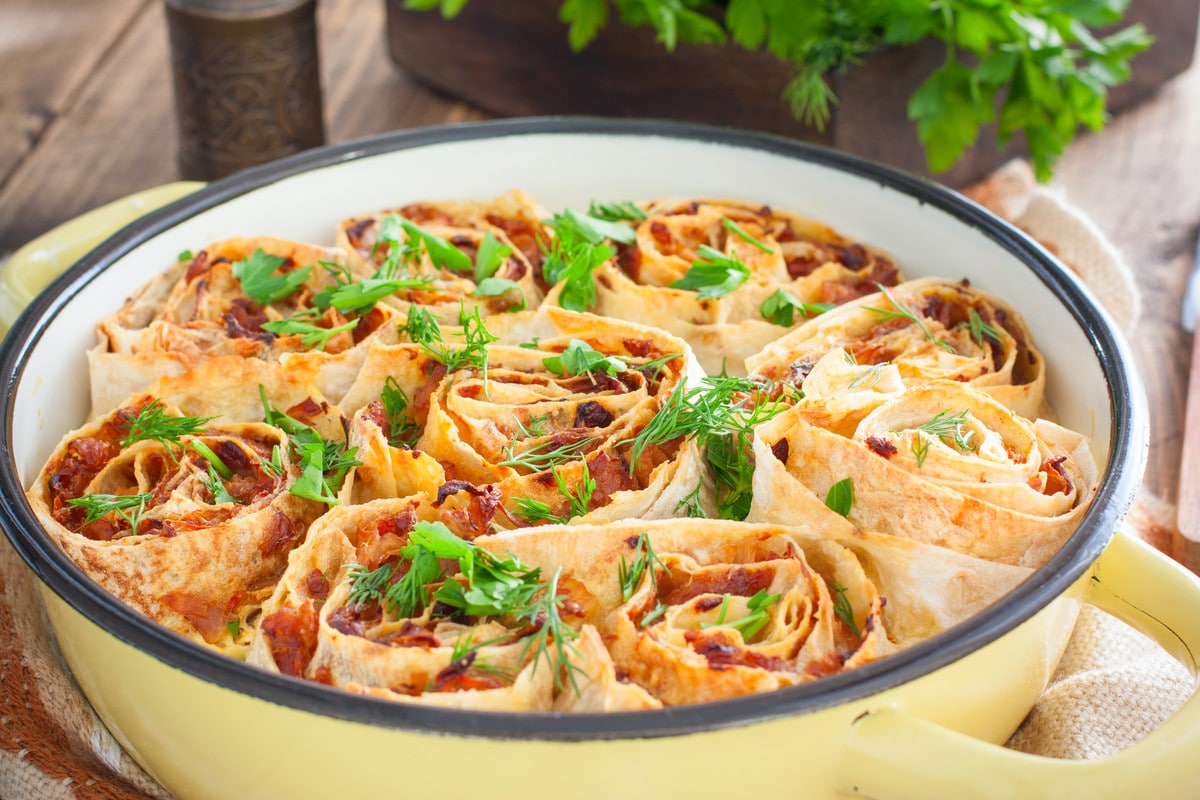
[12,131,1114,485]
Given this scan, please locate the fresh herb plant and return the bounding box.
[407,0,1149,180]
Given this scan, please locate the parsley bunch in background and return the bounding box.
[406,0,1150,180]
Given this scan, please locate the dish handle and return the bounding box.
[841,530,1200,798]
[0,182,205,335]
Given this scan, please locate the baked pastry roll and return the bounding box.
[247,501,657,711]
[748,381,1099,567]
[482,518,1031,706]
[575,198,900,375]
[89,236,399,416]
[335,190,546,318]
[746,277,1045,419]
[336,304,710,530]
[24,368,353,655]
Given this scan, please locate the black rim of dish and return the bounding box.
[0,117,1147,740]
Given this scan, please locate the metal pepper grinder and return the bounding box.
[165,0,326,181]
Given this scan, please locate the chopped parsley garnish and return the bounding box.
[199,464,240,505]
[541,207,633,313]
[261,318,358,351]
[422,303,499,379]
[722,217,774,253]
[396,217,473,274]
[669,245,752,299]
[473,230,514,282]
[232,248,312,305]
[625,373,798,520]
[380,376,422,448]
[260,387,360,506]
[542,339,627,379]
[345,521,584,692]
[824,477,854,517]
[473,276,526,311]
[760,289,833,327]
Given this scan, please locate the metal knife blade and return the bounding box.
[1183,225,1200,331]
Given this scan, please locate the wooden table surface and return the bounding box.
[0,2,1197,796]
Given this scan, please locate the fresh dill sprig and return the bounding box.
[617,532,669,602]
[865,285,955,353]
[65,492,153,534]
[832,582,862,637]
[914,409,976,452]
[499,436,598,473]
[961,308,1004,347]
[119,399,216,452]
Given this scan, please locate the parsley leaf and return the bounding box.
[824,477,854,517]
[669,245,751,299]
[542,339,627,379]
[760,289,833,327]
[261,318,358,351]
[473,230,515,282]
[232,248,312,305]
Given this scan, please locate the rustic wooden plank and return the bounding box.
[0,0,150,191]
[0,2,175,256]
[0,0,483,257]
[1052,52,1200,505]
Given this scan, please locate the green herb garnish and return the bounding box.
[669,245,751,299]
[473,277,526,311]
[396,217,473,274]
[499,436,598,473]
[422,303,498,379]
[962,308,1004,347]
[587,199,648,222]
[380,376,422,448]
[119,400,216,452]
[832,582,862,637]
[474,230,515,282]
[65,493,152,533]
[199,464,240,504]
[722,217,773,253]
[914,409,976,452]
[542,339,627,380]
[760,289,833,327]
[617,532,668,602]
[824,477,854,517]
[865,285,955,353]
[401,304,444,345]
[260,387,360,506]
[232,248,312,305]
[261,318,359,351]
[701,589,780,641]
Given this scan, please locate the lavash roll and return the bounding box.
[335,190,546,316]
[580,198,901,376]
[746,276,1046,419]
[247,499,657,711]
[26,372,342,656]
[89,236,396,417]
[748,381,1099,567]
[480,518,1031,706]
[336,305,711,530]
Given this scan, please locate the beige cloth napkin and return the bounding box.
[0,161,1192,799]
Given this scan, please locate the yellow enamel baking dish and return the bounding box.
[2,119,1198,799]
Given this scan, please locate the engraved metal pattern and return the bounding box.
[167,0,325,180]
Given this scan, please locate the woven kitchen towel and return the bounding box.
[0,159,1189,799]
